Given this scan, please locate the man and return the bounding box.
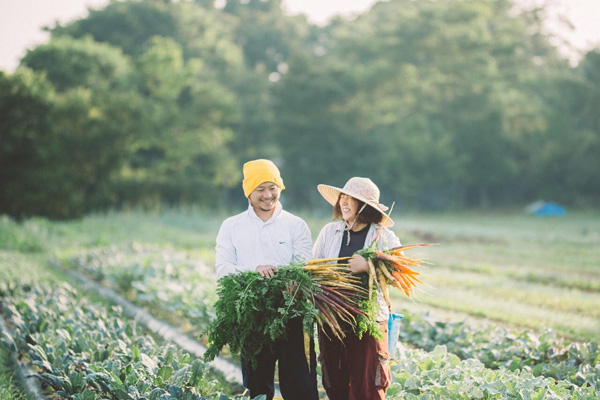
[215,159,319,400]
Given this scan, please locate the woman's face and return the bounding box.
[339,194,359,221]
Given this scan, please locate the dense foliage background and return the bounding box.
[1,0,599,219]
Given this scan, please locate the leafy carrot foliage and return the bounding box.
[202,266,318,368]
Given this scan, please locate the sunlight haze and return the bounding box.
[1,0,599,72]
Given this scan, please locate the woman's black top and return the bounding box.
[338,223,370,262]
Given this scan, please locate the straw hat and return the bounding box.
[317,177,394,227]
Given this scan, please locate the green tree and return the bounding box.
[525,49,600,206]
[20,35,130,91]
[4,36,143,218]
[223,0,311,74]
[5,0,594,215]
[218,0,316,169]
[51,0,178,57]
[46,0,250,208]
[223,0,282,14]
[272,54,377,207]
[52,0,243,74]
[292,0,568,209]
[0,69,57,217]
[113,35,240,207]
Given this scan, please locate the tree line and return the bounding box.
[1,0,599,219]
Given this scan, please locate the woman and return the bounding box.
[312,177,401,400]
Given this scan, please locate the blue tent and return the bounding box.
[527,201,566,217]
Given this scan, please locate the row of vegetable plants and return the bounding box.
[398,313,599,390]
[387,345,599,399]
[62,245,600,393]
[4,278,597,399]
[64,244,217,336]
[0,330,28,400]
[0,281,250,399]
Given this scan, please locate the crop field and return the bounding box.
[1,209,599,399]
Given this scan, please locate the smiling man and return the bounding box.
[214,159,318,400]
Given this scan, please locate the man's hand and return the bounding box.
[347,254,369,275]
[256,264,278,278]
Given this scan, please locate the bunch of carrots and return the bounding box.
[299,205,434,350]
[363,243,432,311]
[302,261,370,340]
[305,243,432,317]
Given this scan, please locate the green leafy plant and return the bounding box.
[203,267,318,368]
[0,282,243,399]
[386,345,598,399]
[397,311,600,390]
[203,264,378,368]
[66,244,217,334]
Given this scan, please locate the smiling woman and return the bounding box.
[312,177,401,400]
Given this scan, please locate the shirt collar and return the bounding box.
[333,220,377,234]
[247,201,283,223]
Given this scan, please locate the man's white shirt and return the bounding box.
[215,202,312,279]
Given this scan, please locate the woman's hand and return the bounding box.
[347,255,369,274]
[256,264,277,278]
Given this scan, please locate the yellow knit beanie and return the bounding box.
[242,159,285,197]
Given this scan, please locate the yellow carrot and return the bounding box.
[376,266,392,312]
[306,256,351,265]
[303,329,311,373]
[377,260,396,284]
[367,259,377,300]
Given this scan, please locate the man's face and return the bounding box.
[249,182,281,213]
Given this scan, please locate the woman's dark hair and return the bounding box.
[333,195,383,225]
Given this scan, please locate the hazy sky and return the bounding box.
[1,0,599,72]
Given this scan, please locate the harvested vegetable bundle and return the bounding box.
[364,205,432,304]
[202,264,374,368]
[359,243,433,311]
[307,241,432,338]
[304,261,374,340]
[202,242,431,367]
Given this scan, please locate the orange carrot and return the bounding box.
[375,251,400,263]
[389,243,434,255]
[404,271,424,285]
[390,262,420,275]
[392,271,412,297]
[391,253,422,265]
[390,276,410,297]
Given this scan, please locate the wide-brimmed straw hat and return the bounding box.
[317,177,394,227]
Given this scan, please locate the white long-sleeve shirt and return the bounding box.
[215,202,312,279]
